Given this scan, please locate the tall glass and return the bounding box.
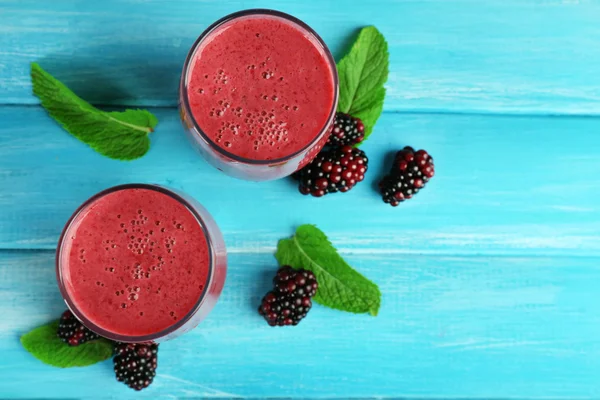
[179,9,338,181]
[56,184,227,343]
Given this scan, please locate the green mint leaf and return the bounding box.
[30,62,158,160]
[275,225,381,316]
[337,26,389,143]
[20,321,113,368]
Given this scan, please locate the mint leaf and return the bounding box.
[30,62,158,160]
[21,321,113,368]
[275,225,381,316]
[337,26,389,143]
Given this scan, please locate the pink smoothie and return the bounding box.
[186,14,336,160]
[59,188,210,337]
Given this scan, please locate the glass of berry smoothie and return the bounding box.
[179,9,338,181]
[56,184,227,343]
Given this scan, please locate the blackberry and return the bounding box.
[327,112,365,146]
[258,266,318,326]
[114,342,159,391]
[379,146,435,206]
[296,145,368,197]
[57,310,100,346]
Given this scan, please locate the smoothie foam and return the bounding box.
[186,14,336,161]
[59,188,210,337]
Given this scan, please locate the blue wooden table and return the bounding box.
[1,1,599,398]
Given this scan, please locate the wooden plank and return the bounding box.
[1,250,598,398]
[1,107,599,255]
[1,0,600,114]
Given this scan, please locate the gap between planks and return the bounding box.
[1,247,599,259]
[1,103,600,120]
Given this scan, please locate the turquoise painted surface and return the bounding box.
[2,0,600,114]
[0,0,599,399]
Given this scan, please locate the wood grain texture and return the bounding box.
[1,108,599,255]
[1,0,600,114]
[1,250,599,399]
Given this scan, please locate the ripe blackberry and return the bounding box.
[57,310,100,346]
[258,266,318,326]
[296,145,368,197]
[379,146,435,206]
[114,342,159,391]
[327,112,365,146]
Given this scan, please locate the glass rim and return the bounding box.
[55,183,215,343]
[179,8,339,166]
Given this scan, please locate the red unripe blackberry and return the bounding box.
[57,310,100,346]
[327,112,365,146]
[295,145,368,197]
[114,342,159,391]
[258,266,318,326]
[379,146,435,206]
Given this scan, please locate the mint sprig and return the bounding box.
[31,63,158,160]
[21,321,113,368]
[276,225,381,316]
[337,26,389,143]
